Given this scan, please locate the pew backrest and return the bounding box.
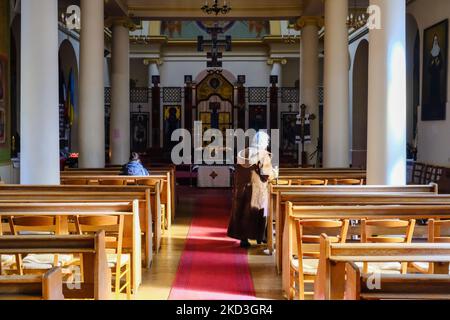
[344,262,450,300]
[0,267,64,300]
[315,234,450,300]
[0,233,110,300]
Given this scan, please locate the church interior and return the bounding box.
[2,0,450,302]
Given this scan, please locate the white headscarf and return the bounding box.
[238,131,270,167]
[251,131,270,150]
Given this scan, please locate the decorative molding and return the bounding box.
[295,16,325,30]
[143,58,163,66]
[267,58,288,66]
[105,17,139,31]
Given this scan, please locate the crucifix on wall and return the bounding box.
[198,24,232,68]
[296,104,316,167]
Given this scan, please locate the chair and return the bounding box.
[413,219,450,274]
[294,179,328,186]
[75,215,131,299]
[138,179,166,231]
[361,219,416,274]
[412,162,426,184]
[139,179,169,230]
[332,179,364,185]
[289,219,349,300]
[8,216,79,276]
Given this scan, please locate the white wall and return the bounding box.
[408,0,450,166]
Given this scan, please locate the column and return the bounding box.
[145,59,161,148]
[323,0,350,168]
[268,58,286,130]
[298,17,323,166]
[78,0,105,168]
[269,59,284,87]
[110,21,130,165]
[21,0,60,184]
[145,59,161,88]
[367,0,407,185]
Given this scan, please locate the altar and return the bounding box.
[196,165,233,188]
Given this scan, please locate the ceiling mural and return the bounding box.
[161,20,270,39]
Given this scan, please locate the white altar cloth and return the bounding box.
[197,166,232,188]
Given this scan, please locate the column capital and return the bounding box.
[105,17,139,31]
[267,58,287,66]
[295,16,324,30]
[143,58,163,66]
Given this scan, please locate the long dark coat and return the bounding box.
[227,149,274,242]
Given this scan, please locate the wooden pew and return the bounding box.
[62,166,176,221]
[314,234,450,300]
[0,201,141,293]
[60,174,173,229]
[284,202,450,297]
[269,184,438,271]
[0,233,111,300]
[344,262,450,300]
[0,188,161,268]
[0,267,64,300]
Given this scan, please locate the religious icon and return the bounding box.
[130,112,149,153]
[249,105,267,131]
[422,19,448,121]
[281,112,300,157]
[164,106,181,150]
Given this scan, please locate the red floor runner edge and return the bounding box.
[169,189,256,300]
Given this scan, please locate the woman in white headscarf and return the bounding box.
[227,131,276,248]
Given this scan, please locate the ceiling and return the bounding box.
[119,0,307,19]
[58,0,374,21]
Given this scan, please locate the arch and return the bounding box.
[194,69,236,85]
[58,39,79,151]
[406,13,420,159]
[351,39,369,169]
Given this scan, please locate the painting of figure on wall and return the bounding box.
[281,112,300,157]
[422,19,448,121]
[130,113,149,153]
[164,106,181,150]
[249,105,267,131]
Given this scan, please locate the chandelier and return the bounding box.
[347,1,368,30]
[347,12,368,29]
[201,0,232,16]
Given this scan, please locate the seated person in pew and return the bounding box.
[228,131,277,248]
[120,152,150,177]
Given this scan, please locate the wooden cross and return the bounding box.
[198,24,232,68]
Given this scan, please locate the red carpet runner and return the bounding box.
[169,188,256,300]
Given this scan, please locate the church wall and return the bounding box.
[408,0,450,167]
[283,58,299,87]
